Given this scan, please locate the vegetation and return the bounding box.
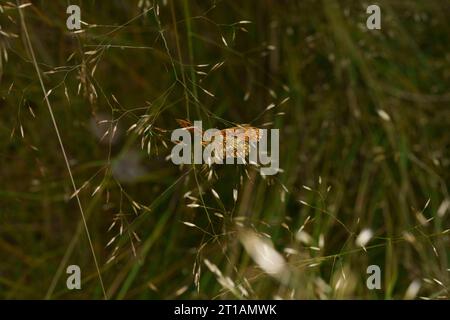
[0,0,449,299]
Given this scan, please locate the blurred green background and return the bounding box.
[0,0,449,299]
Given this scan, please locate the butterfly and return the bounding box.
[176,119,262,159]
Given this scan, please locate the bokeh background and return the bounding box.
[0,0,449,299]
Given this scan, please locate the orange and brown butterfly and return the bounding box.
[175,119,262,158]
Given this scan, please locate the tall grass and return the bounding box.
[0,0,449,299]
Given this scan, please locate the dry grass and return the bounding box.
[0,0,449,300]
